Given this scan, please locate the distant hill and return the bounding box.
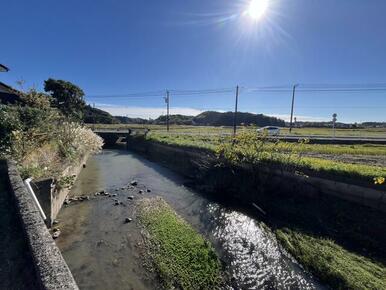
[155,114,194,125]
[115,116,150,124]
[83,105,120,124]
[192,111,285,127]
[86,109,285,127]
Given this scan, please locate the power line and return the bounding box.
[85,82,386,100]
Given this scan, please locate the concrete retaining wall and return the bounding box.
[127,137,386,213]
[31,154,89,227]
[51,154,89,226]
[7,160,79,290]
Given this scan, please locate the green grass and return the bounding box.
[147,132,386,156]
[143,132,386,185]
[90,123,386,138]
[291,143,386,156]
[297,156,386,180]
[276,228,386,290]
[137,197,222,290]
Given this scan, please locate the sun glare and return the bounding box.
[247,0,268,20]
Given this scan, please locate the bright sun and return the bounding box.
[247,0,268,20]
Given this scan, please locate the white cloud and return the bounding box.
[95,104,203,119]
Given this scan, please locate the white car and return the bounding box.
[257,126,281,136]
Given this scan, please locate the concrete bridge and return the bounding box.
[92,128,149,147]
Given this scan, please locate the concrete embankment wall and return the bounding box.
[127,137,386,213]
[31,154,88,227]
[6,160,79,290]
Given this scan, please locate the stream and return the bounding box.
[56,148,325,290]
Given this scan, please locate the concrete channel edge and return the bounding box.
[6,159,79,290]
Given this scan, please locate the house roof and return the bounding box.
[0,81,16,93]
[0,64,10,72]
[0,81,23,104]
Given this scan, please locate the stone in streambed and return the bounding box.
[125,218,132,223]
[52,228,61,239]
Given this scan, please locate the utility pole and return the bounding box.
[93,103,96,130]
[289,84,298,133]
[233,85,239,138]
[332,113,337,138]
[165,90,170,132]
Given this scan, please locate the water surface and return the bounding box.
[56,149,325,289]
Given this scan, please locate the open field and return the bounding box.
[89,123,386,138]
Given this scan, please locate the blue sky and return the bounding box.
[1,0,386,122]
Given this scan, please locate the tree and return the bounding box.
[44,78,86,120]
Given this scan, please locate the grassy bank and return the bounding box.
[137,197,222,290]
[276,229,386,290]
[144,132,386,185]
[148,132,386,156]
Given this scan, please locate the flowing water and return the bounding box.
[56,148,325,290]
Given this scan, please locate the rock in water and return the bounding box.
[146,189,151,193]
[127,196,134,200]
[125,218,132,223]
[130,180,138,186]
[52,228,61,239]
[138,190,144,194]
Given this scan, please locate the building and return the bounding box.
[0,64,23,104]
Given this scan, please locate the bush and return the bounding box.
[0,105,22,152]
[1,94,103,179]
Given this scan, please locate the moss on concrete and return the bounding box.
[138,197,221,290]
[276,228,386,290]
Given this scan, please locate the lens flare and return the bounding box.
[247,0,268,20]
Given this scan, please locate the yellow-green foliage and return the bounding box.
[138,197,221,290]
[298,156,386,180]
[276,229,386,290]
[146,130,386,183]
